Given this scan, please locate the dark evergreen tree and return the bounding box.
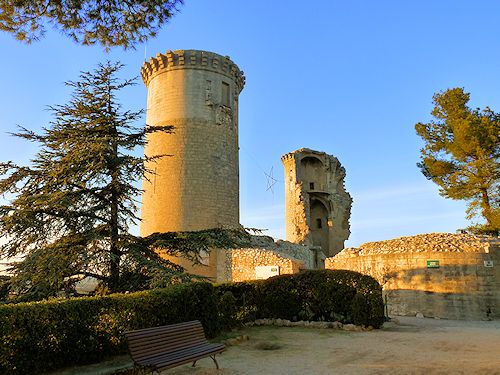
[0,62,247,300]
[0,0,184,49]
[415,88,499,234]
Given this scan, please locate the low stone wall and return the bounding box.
[217,248,304,282]
[160,234,316,283]
[325,233,499,320]
[245,235,316,269]
[214,235,317,283]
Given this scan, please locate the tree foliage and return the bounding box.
[0,62,250,301]
[0,0,184,49]
[415,88,500,234]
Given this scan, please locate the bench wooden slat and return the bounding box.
[128,330,205,350]
[124,320,225,372]
[125,320,200,337]
[146,345,225,371]
[128,331,208,359]
[127,327,205,345]
[140,343,224,365]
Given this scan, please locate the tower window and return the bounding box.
[316,218,322,229]
[221,82,230,106]
[309,182,315,190]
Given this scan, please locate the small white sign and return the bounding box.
[484,260,494,268]
[255,266,280,280]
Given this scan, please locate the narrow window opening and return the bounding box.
[309,182,315,190]
[205,80,212,104]
[316,218,322,229]
[221,82,230,106]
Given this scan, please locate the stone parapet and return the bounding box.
[334,233,494,257]
[141,49,245,92]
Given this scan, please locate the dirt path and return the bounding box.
[166,317,500,375]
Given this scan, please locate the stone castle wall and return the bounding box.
[213,235,315,282]
[140,50,245,236]
[217,248,304,283]
[326,233,500,320]
[156,235,317,283]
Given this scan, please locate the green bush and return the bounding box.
[294,270,385,327]
[0,276,10,302]
[257,275,302,320]
[217,291,237,329]
[215,270,384,329]
[214,281,261,325]
[0,282,219,375]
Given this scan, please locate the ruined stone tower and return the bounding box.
[140,50,245,237]
[281,149,352,257]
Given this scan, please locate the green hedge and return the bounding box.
[0,282,219,375]
[214,281,261,326]
[215,270,384,329]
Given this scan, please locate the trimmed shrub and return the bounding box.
[218,291,238,329]
[0,282,219,375]
[257,275,302,320]
[215,270,384,329]
[351,293,369,326]
[294,270,385,327]
[215,281,261,326]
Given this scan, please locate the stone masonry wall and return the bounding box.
[217,248,304,283]
[246,235,316,269]
[325,233,499,320]
[215,235,315,282]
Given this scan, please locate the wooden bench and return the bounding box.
[124,320,225,373]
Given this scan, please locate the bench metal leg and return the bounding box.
[210,355,220,369]
[192,360,197,367]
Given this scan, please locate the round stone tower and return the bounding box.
[140,50,245,236]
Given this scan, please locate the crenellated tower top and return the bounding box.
[141,49,245,93]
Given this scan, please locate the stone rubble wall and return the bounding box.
[335,233,494,257]
[325,233,500,320]
[216,236,314,282]
[246,235,316,269]
[217,248,303,283]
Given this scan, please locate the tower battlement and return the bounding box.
[141,49,245,92]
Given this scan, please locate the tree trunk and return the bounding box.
[480,188,492,226]
[108,83,120,292]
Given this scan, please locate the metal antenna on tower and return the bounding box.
[264,166,278,195]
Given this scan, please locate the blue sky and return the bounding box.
[1,0,499,247]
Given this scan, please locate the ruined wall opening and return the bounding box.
[310,199,329,254]
[300,156,325,191]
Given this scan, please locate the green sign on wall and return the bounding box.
[426,260,440,268]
